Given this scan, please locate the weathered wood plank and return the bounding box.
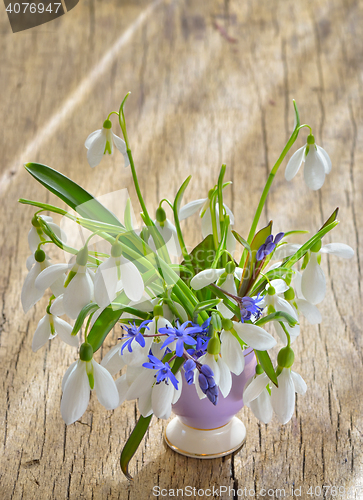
[1,0,363,499]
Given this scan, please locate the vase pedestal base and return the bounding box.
[164,416,246,459]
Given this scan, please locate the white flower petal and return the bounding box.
[274,296,299,319]
[274,321,300,346]
[172,372,183,404]
[63,271,93,319]
[243,373,269,405]
[115,374,130,406]
[21,262,45,313]
[35,263,70,292]
[32,315,52,352]
[273,243,301,261]
[26,254,36,271]
[301,253,326,305]
[138,390,153,417]
[119,257,144,302]
[234,267,243,281]
[28,227,40,253]
[233,323,277,350]
[92,360,119,410]
[271,279,289,294]
[291,371,307,395]
[222,203,235,225]
[285,146,306,181]
[220,331,245,376]
[155,219,181,256]
[126,369,154,400]
[320,243,354,259]
[190,268,224,290]
[217,358,232,398]
[94,257,118,308]
[112,132,126,153]
[61,360,90,424]
[87,130,107,168]
[100,343,125,376]
[53,317,79,347]
[85,129,102,149]
[304,147,326,190]
[151,381,174,418]
[249,388,273,424]
[271,368,295,424]
[295,298,322,324]
[62,361,77,391]
[201,207,214,238]
[179,198,207,221]
[317,145,332,174]
[50,295,65,316]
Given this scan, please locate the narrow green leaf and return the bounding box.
[120,415,153,480]
[24,163,123,227]
[283,230,310,237]
[319,207,339,231]
[174,175,192,213]
[255,350,278,387]
[232,230,251,253]
[193,299,221,314]
[255,311,298,328]
[72,303,99,335]
[18,198,68,216]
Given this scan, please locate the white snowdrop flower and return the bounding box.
[260,280,300,346]
[32,311,79,352]
[21,248,65,313]
[152,206,181,257]
[195,352,232,399]
[301,241,354,305]
[285,134,332,190]
[243,372,273,424]
[220,329,245,376]
[35,247,94,319]
[270,368,307,424]
[283,273,322,325]
[272,243,301,261]
[61,343,119,425]
[94,242,144,308]
[85,119,129,169]
[28,215,67,254]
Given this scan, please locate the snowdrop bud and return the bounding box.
[277,346,295,368]
[211,313,222,332]
[225,261,236,274]
[311,239,322,253]
[76,246,88,266]
[111,241,123,258]
[155,207,166,224]
[222,318,233,331]
[284,287,295,301]
[255,364,264,375]
[153,304,163,317]
[34,249,46,262]
[79,342,93,362]
[267,286,276,296]
[207,336,221,355]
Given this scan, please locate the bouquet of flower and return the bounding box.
[20,94,353,476]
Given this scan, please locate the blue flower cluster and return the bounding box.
[239,294,263,322]
[198,364,219,405]
[159,320,204,357]
[183,358,196,384]
[120,320,151,354]
[256,232,284,261]
[142,354,179,389]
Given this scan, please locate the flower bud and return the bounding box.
[211,313,222,332]
[284,287,295,301]
[222,318,233,331]
[34,249,46,262]
[225,261,236,275]
[277,346,295,368]
[153,304,164,317]
[111,241,123,258]
[31,215,41,228]
[155,207,166,224]
[103,119,112,129]
[255,364,264,375]
[311,239,322,253]
[267,286,276,296]
[80,342,93,362]
[76,246,89,265]
[207,336,221,355]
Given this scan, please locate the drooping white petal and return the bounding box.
[32,315,52,352]
[151,380,175,418]
[119,256,144,302]
[62,361,77,391]
[35,263,70,292]
[155,219,181,257]
[126,369,154,400]
[320,243,354,259]
[85,129,102,149]
[121,336,153,366]
[50,295,65,316]
[291,371,307,395]
[220,330,245,376]
[271,368,295,424]
[138,390,153,417]
[304,147,326,190]
[234,267,243,280]
[63,270,94,319]
[28,227,41,253]
[273,243,301,261]
[179,198,207,221]
[243,373,269,405]
[53,317,79,347]
[271,279,289,294]
[274,295,299,319]
[316,145,332,174]
[21,262,45,313]
[92,360,119,410]
[61,360,90,425]
[285,146,306,181]
[274,321,300,346]
[295,298,322,324]
[201,207,214,238]
[112,133,130,168]
[115,374,130,406]
[233,322,277,350]
[172,372,183,404]
[100,343,125,376]
[301,252,326,305]
[94,257,118,308]
[26,254,36,271]
[216,274,237,319]
[292,270,303,298]
[249,389,273,424]
[217,357,232,398]
[46,222,68,244]
[87,129,107,168]
[190,268,224,290]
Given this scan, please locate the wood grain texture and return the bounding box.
[1,0,363,498]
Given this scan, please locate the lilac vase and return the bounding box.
[164,349,257,458]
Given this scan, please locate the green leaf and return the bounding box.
[19,198,68,216]
[72,303,99,335]
[174,175,191,213]
[319,207,339,231]
[250,267,293,295]
[283,230,310,237]
[120,415,152,480]
[255,311,298,328]
[24,163,123,227]
[232,230,251,253]
[181,234,215,280]
[255,350,278,387]
[193,299,222,314]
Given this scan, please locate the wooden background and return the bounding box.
[1,0,363,498]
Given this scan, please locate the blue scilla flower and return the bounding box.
[186,336,210,359]
[158,321,202,357]
[183,358,196,385]
[142,354,179,390]
[120,320,151,354]
[239,294,263,322]
[256,233,284,262]
[198,364,219,405]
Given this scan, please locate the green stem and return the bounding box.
[210,193,219,250]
